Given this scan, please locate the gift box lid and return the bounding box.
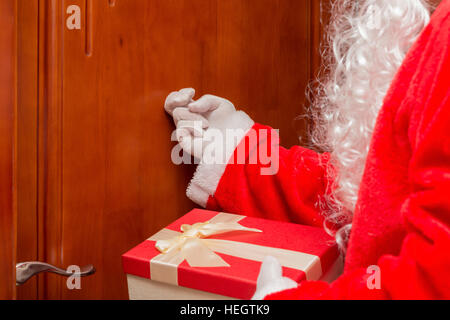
[122,209,339,300]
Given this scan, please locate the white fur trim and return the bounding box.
[186,111,254,207]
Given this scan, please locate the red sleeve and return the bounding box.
[205,123,330,227]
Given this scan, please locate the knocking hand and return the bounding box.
[188,94,236,130]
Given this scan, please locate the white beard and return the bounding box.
[309,0,431,245]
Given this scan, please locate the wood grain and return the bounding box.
[36,0,65,300]
[16,0,39,300]
[0,0,17,300]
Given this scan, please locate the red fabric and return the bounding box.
[206,1,450,300]
[206,125,330,227]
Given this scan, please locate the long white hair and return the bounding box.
[310,0,432,252]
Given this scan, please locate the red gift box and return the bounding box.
[122,209,340,300]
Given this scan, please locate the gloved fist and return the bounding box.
[187,94,237,131]
[165,88,254,207]
[164,88,209,158]
[251,256,298,300]
[164,88,239,160]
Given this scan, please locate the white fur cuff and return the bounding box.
[186,111,255,207]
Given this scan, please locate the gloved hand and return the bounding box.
[251,256,298,300]
[165,88,253,161]
[164,88,209,158]
[187,93,237,131]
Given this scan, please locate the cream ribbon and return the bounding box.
[148,213,323,285]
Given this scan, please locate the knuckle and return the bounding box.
[172,108,185,119]
[168,91,178,98]
[180,88,193,94]
[172,108,181,116]
[164,92,177,105]
[223,103,235,111]
[201,94,215,100]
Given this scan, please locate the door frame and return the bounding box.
[15,0,64,300]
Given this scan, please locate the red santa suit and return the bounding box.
[186,1,450,299]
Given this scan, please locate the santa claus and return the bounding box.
[164,0,450,299]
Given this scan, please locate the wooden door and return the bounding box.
[14,0,328,299]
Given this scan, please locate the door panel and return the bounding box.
[0,0,17,300]
[16,0,326,299]
[16,0,39,300]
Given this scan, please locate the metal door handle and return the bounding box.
[16,261,95,286]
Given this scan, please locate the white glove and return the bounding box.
[251,256,298,300]
[164,88,209,158]
[165,88,251,160]
[165,88,254,207]
[187,94,237,131]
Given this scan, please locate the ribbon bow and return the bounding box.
[155,217,262,268]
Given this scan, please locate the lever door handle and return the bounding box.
[16,261,96,286]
